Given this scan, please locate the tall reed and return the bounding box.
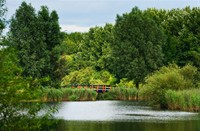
[165,89,200,111]
[100,87,137,100]
[43,88,63,102]
[43,88,98,101]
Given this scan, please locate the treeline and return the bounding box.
[58,7,200,88]
[1,1,200,129]
[3,3,200,89]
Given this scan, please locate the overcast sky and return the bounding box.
[5,0,200,33]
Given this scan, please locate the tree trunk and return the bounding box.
[136,83,139,101]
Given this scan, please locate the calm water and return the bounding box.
[53,101,200,131]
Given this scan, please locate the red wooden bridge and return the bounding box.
[70,84,112,93]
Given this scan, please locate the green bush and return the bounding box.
[141,64,198,107]
[61,68,116,87]
[116,78,135,88]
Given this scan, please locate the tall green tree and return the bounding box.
[52,32,84,80]
[0,0,6,35]
[80,24,114,70]
[175,7,200,68]
[37,6,62,80]
[111,7,166,90]
[155,7,200,68]
[10,2,46,78]
[0,1,58,130]
[10,2,61,81]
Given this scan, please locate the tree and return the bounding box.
[0,0,6,35]
[111,7,166,91]
[37,6,62,81]
[0,47,58,130]
[158,7,200,68]
[52,32,85,80]
[61,67,116,87]
[176,7,200,68]
[80,24,114,71]
[10,2,45,78]
[10,2,61,81]
[0,2,58,129]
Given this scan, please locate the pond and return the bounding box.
[53,101,200,131]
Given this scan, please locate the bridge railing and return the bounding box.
[70,84,112,92]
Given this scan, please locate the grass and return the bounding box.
[42,88,98,102]
[99,87,138,100]
[165,89,200,111]
[43,88,63,102]
[34,87,200,112]
[41,87,138,101]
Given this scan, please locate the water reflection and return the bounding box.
[54,101,198,122]
[56,120,200,131]
[53,101,200,131]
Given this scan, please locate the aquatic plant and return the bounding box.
[43,88,98,101]
[100,87,137,100]
[43,88,63,102]
[165,89,200,111]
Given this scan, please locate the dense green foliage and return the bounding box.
[55,7,200,91]
[162,7,200,67]
[0,1,58,130]
[10,2,62,82]
[116,78,135,88]
[0,0,6,34]
[140,64,198,107]
[0,47,58,130]
[111,7,165,90]
[61,67,116,86]
[80,24,114,70]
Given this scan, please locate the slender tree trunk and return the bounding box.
[136,83,139,101]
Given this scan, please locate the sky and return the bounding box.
[5,0,200,33]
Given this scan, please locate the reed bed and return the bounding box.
[43,88,97,102]
[42,87,138,101]
[165,89,200,111]
[99,87,138,100]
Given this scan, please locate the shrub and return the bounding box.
[61,68,116,87]
[142,64,198,107]
[116,78,135,88]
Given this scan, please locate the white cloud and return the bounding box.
[60,25,91,33]
[5,0,200,34]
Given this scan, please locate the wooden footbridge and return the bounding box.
[70,84,111,93]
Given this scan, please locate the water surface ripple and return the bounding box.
[54,101,199,122]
